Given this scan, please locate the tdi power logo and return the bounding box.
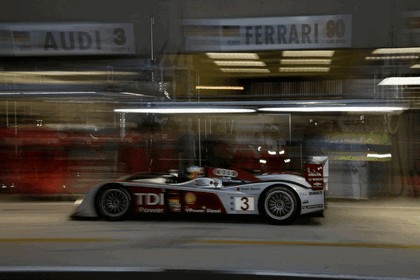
[135,192,165,213]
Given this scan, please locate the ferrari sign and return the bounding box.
[0,22,136,56]
[183,15,351,51]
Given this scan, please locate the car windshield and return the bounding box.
[1,1,420,280]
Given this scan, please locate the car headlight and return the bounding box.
[73,198,84,206]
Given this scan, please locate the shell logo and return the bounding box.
[184,192,197,204]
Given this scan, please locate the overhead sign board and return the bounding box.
[0,23,136,56]
[183,15,351,51]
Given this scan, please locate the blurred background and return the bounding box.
[0,0,419,200]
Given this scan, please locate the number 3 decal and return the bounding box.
[241,197,250,210]
[235,197,255,211]
[113,28,127,45]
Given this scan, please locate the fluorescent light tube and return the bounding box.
[282,50,335,57]
[114,108,255,114]
[279,67,330,72]
[259,106,406,112]
[0,91,97,95]
[206,53,259,59]
[214,60,266,67]
[372,47,420,54]
[280,59,332,65]
[220,68,270,73]
[195,86,244,90]
[378,77,420,86]
[367,153,392,158]
[365,55,419,60]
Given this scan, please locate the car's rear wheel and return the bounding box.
[260,186,299,225]
[96,186,131,221]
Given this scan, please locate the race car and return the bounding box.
[70,159,327,225]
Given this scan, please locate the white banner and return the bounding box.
[183,15,351,51]
[0,23,136,56]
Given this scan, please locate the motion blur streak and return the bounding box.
[188,239,420,250]
[0,238,118,243]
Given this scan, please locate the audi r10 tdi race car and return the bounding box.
[71,157,328,225]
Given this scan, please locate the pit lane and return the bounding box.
[0,197,419,280]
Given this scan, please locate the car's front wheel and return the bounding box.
[96,186,131,221]
[260,186,299,225]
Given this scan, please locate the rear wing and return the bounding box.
[304,156,329,191]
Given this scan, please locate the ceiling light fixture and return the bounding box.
[205,52,259,60]
[365,55,419,60]
[282,50,335,57]
[372,47,420,54]
[367,153,392,158]
[258,106,406,113]
[120,92,150,97]
[0,70,137,76]
[220,68,270,73]
[280,59,332,65]
[195,86,244,90]
[0,91,97,95]
[279,67,330,72]
[114,108,255,114]
[378,77,420,86]
[213,60,266,67]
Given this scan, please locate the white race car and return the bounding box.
[71,158,328,225]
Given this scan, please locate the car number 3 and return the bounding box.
[234,196,255,211]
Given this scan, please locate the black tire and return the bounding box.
[96,186,131,221]
[260,186,299,225]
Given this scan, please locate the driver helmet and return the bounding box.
[186,166,204,179]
